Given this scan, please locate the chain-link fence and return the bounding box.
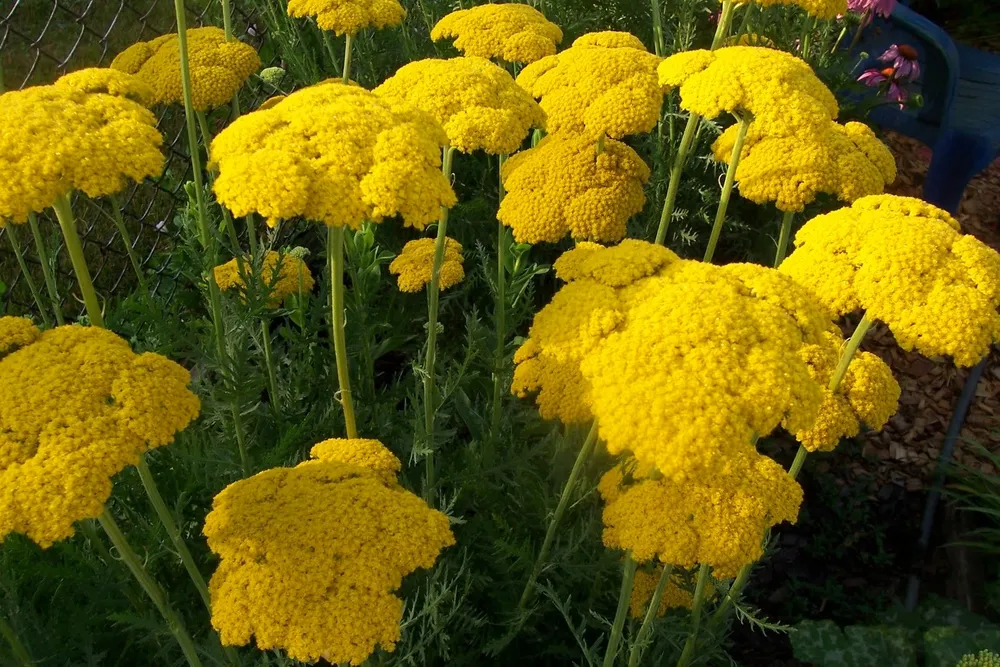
[0,0,270,318]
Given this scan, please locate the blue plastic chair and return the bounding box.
[856,4,1000,215]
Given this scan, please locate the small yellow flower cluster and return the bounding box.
[659,46,838,138]
[374,57,545,155]
[0,323,199,547]
[431,4,563,64]
[111,27,260,112]
[498,134,650,243]
[600,452,803,578]
[0,317,40,356]
[287,0,406,36]
[210,81,456,229]
[958,650,1000,667]
[204,438,454,665]
[517,32,663,139]
[780,195,1000,366]
[629,566,695,617]
[711,120,896,211]
[53,67,155,105]
[213,251,315,307]
[553,239,679,287]
[0,74,163,223]
[388,237,465,293]
[794,334,900,451]
[735,0,847,20]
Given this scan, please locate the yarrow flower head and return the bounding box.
[0,323,200,547]
[53,67,155,105]
[516,32,663,139]
[733,0,847,19]
[780,195,1000,366]
[203,440,454,665]
[794,333,900,451]
[388,237,465,293]
[213,251,315,307]
[0,76,163,223]
[0,317,40,356]
[659,47,838,139]
[374,57,545,155]
[111,27,260,112]
[600,452,803,578]
[287,0,406,36]
[629,566,697,617]
[711,120,896,211]
[431,4,563,64]
[498,134,650,243]
[210,81,456,229]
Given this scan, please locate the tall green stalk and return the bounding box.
[52,194,104,327]
[0,616,33,667]
[174,0,250,476]
[328,225,359,438]
[97,509,204,667]
[28,213,64,325]
[773,210,795,267]
[603,555,638,667]
[650,0,665,57]
[422,146,456,500]
[519,421,600,609]
[702,114,750,263]
[109,194,148,293]
[491,154,508,439]
[676,564,711,667]
[4,224,51,328]
[628,564,674,667]
[342,33,353,83]
[261,319,281,416]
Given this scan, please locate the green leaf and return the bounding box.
[924,626,1000,667]
[790,620,918,667]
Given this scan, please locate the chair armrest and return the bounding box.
[890,4,960,127]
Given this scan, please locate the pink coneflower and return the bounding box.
[858,66,908,105]
[847,0,897,18]
[879,44,920,80]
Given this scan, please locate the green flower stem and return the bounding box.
[0,616,33,667]
[711,1,736,49]
[676,563,711,667]
[773,210,794,268]
[5,224,51,328]
[655,112,701,246]
[491,154,508,440]
[650,0,665,57]
[628,564,674,667]
[261,318,281,416]
[109,194,148,293]
[328,225,359,439]
[703,114,750,263]
[52,194,104,328]
[788,312,874,479]
[518,420,600,609]
[245,214,259,257]
[707,562,751,629]
[221,0,233,40]
[97,508,204,667]
[343,33,353,84]
[28,213,64,325]
[174,0,250,476]
[831,25,849,54]
[422,146,457,500]
[603,555,639,667]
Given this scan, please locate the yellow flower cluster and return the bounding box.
[659,47,838,138]
[600,452,803,578]
[553,239,679,287]
[0,317,40,356]
[794,334,900,451]
[53,67,155,105]
[780,195,1000,366]
[388,237,465,293]
[431,4,563,64]
[374,57,545,155]
[959,650,1000,667]
[0,76,163,223]
[712,120,896,212]
[498,134,650,243]
[204,439,453,665]
[0,323,200,547]
[287,0,406,36]
[517,32,663,139]
[210,81,456,229]
[111,27,260,112]
[736,0,847,19]
[213,251,315,307]
[629,566,695,617]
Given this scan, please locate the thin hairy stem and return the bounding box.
[28,213,64,325]
[5,224,51,328]
[773,210,794,267]
[676,564,711,667]
[628,564,674,667]
[328,225,359,438]
[109,194,148,292]
[602,555,638,667]
[52,194,103,327]
[491,154,508,440]
[703,114,750,263]
[655,112,701,245]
